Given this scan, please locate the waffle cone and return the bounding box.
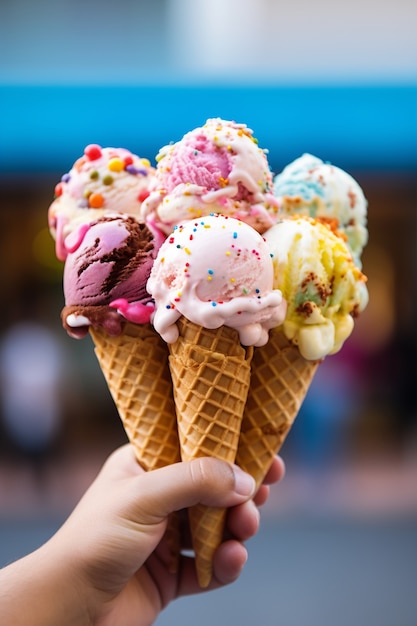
[168,317,253,587]
[236,329,319,488]
[89,321,181,571]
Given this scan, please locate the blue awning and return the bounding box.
[1,84,416,174]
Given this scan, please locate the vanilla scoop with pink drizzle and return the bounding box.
[48,144,155,261]
[146,214,286,347]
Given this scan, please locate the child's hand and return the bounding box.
[0,444,285,626]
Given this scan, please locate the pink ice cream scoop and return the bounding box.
[147,214,286,346]
[156,130,231,193]
[61,214,164,338]
[48,144,155,261]
[141,119,279,235]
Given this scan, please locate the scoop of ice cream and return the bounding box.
[143,182,277,235]
[141,118,278,234]
[264,216,368,360]
[61,214,164,338]
[274,154,368,266]
[147,214,286,346]
[48,144,155,261]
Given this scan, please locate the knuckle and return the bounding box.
[189,457,235,493]
[189,457,208,488]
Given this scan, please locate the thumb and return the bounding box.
[129,457,256,524]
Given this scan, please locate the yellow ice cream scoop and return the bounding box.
[264,216,368,360]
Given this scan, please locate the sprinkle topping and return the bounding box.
[84,144,102,160]
[88,193,104,208]
[108,157,124,172]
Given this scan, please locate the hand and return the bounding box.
[0,444,285,626]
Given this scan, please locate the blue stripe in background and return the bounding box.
[1,85,416,174]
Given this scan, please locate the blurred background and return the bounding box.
[0,0,416,624]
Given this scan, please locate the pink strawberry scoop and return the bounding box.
[141,118,279,235]
[154,130,231,193]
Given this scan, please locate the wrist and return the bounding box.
[0,539,91,626]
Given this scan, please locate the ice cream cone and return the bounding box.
[89,321,181,571]
[236,329,319,489]
[168,317,253,587]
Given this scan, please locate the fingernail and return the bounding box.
[251,500,261,526]
[233,466,256,496]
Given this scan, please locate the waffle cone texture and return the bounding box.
[168,317,253,587]
[89,321,181,570]
[236,329,319,489]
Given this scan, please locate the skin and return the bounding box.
[0,444,284,626]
